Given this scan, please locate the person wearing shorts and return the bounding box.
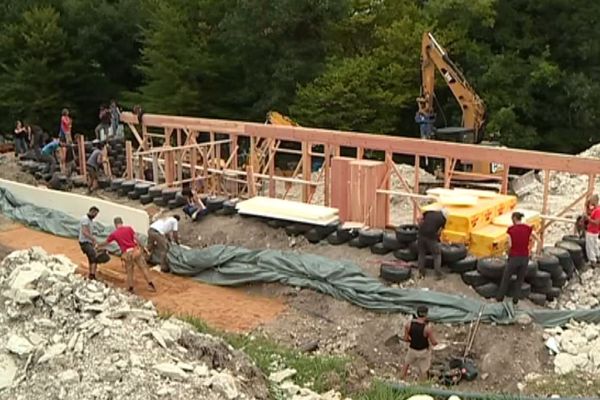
[401,305,437,381]
[79,206,99,280]
[86,141,105,194]
[98,217,156,293]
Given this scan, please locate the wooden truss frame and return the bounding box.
[121,112,600,243]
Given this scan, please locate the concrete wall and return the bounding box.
[0,179,149,233]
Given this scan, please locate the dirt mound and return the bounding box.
[0,247,269,399]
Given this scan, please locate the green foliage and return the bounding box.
[0,0,598,153]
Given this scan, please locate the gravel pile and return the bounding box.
[545,321,600,375]
[0,247,269,400]
[556,269,600,310]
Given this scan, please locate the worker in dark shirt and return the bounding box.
[417,208,448,279]
[497,212,541,304]
[86,141,105,194]
[401,305,437,380]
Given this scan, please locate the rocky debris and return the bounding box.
[269,368,297,383]
[277,379,350,400]
[545,321,600,375]
[0,247,269,399]
[558,269,600,310]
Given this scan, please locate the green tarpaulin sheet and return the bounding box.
[1,186,599,327]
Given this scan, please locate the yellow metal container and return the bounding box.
[469,224,509,258]
[441,230,469,245]
[493,210,542,232]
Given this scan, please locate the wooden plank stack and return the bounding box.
[331,157,389,228]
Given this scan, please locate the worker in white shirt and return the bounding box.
[147,215,180,272]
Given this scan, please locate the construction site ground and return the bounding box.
[0,155,595,397]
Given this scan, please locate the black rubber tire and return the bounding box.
[358,228,383,246]
[423,255,435,269]
[161,188,179,201]
[546,287,562,301]
[206,196,227,212]
[140,194,153,205]
[285,224,311,236]
[134,183,153,195]
[337,225,359,242]
[148,186,163,199]
[441,243,468,264]
[327,231,347,245]
[461,270,488,287]
[314,223,339,237]
[561,235,586,251]
[370,242,391,255]
[127,190,141,200]
[477,257,507,280]
[42,173,52,181]
[528,269,552,287]
[529,293,547,306]
[474,282,499,299]
[394,248,417,262]
[348,237,369,249]
[266,219,281,229]
[508,280,531,299]
[304,228,324,244]
[154,196,167,207]
[395,224,418,243]
[120,179,136,191]
[408,240,419,255]
[448,255,477,273]
[71,176,87,188]
[544,246,576,277]
[380,263,412,283]
[110,178,125,190]
[525,259,539,280]
[552,271,568,288]
[535,254,563,279]
[555,240,585,268]
[168,199,182,209]
[382,231,405,251]
[98,177,111,189]
[222,200,237,216]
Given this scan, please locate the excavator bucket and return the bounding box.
[509,170,538,197]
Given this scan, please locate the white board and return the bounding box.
[236,196,339,226]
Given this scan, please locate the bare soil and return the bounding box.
[0,155,556,395]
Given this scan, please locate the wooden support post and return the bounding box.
[102,147,111,177]
[164,149,174,187]
[413,155,420,223]
[77,135,87,179]
[125,141,133,180]
[176,148,183,186]
[137,154,144,181]
[246,166,257,197]
[588,174,596,197]
[191,149,198,181]
[152,154,159,184]
[540,170,550,245]
[230,135,238,171]
[324,145,331,207]
[268,140,276,197]
[357,147,364,160]
[302,141,311,202]
[444,157,452,188]
[501,164,510,194]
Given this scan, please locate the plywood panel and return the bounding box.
[0,179,150,233]
[330,157,354,221]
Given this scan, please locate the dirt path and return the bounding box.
[0,224,285,332]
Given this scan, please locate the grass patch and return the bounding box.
[525,372,600,397]
[183,315,349,393]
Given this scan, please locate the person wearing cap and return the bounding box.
[497,211,541,304]
[401,305,437,380]
[417,208,448,279]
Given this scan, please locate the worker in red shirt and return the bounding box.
[586,201,600,267]
[98,217,156,293]
[497,212,541,304]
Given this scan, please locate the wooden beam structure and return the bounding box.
[121,111,600,244]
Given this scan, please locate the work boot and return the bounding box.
[512,298,519,306]
[148,282,156,292]
[128,287,134,294]
[88,273,96,281]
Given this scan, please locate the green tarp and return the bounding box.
[2,186,600,327]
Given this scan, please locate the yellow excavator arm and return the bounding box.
[418,32,486,143]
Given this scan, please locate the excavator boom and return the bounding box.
[419,32,486,143]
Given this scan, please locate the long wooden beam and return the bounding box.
[245,125,600,175]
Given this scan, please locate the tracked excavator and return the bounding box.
[417,32,535,195]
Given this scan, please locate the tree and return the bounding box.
[0,6,70,132]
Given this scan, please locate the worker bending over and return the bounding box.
[402,305,437,381]
[417,208,448,279]
[98,217,156,293]
[147,215,180,273]
[497,212,541,304]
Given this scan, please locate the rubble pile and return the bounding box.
[0,247,270,400]
[545,321,600,375]
[557,269,600,310]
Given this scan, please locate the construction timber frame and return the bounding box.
[121,111,600,244]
